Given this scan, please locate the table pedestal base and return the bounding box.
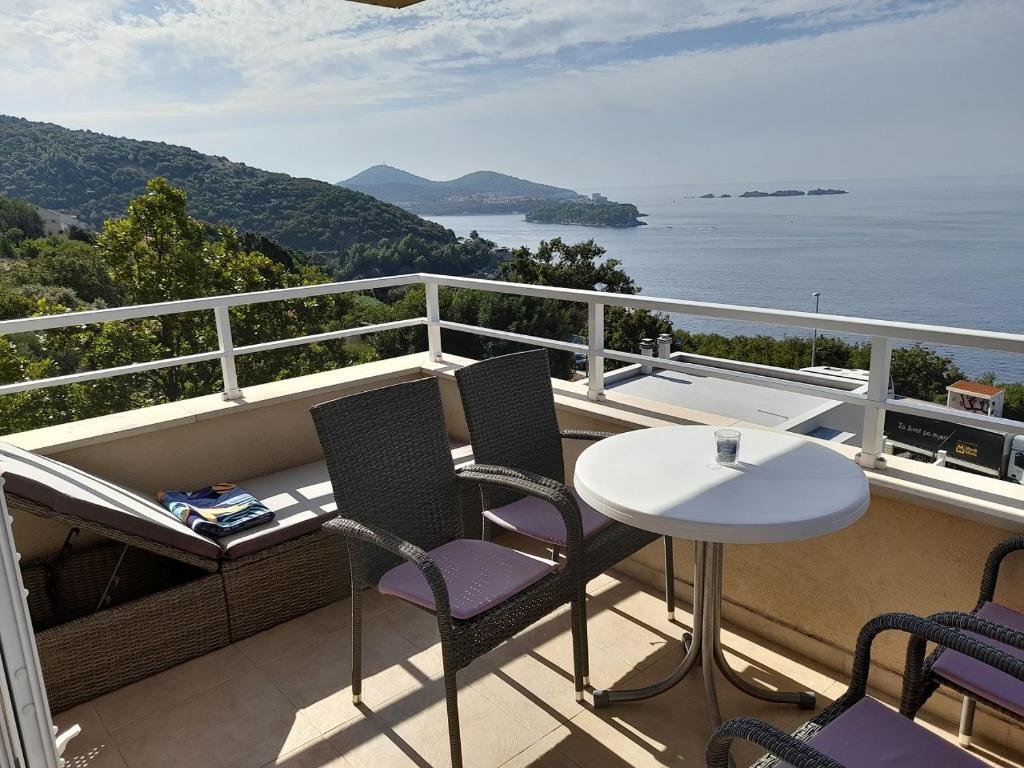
[593,541,815,730]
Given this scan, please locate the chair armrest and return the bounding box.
[839,612,1024,716]
[929,610,1024,650]
[456,465,584,571]
[560,429,613,442]
[979,536,1024,604]
[333,518,451,620]
[705,718,843,768]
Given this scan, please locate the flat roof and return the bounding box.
[606,368,836,428]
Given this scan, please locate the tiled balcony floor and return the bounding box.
[56,569,1023,768]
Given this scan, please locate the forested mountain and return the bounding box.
[0,115,454,254]
[338,164,581,214]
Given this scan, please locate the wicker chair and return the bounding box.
[705,612,1024,767]
[903,535,1024,745]
[455,348,676,680]
[310,377,587,768]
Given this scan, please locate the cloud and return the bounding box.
[1,0,950,118]
[1,0,1021,185]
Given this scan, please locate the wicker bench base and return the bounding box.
[22,524,352,713]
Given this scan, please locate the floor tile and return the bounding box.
[111,668,320,768]
[498,732,583,768]
[327,676,538,768]
[264,618,443,734]
[238,593,389,668]
[262,737,352,768]
[54,703,128,768]
[93,644,255,731]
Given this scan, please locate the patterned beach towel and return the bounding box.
[157,483,274,539]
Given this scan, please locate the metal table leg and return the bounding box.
[708,544,816,711]
[593,541,815,716]
[592,541,706,708]
[701,541,725,729]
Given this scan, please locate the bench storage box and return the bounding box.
[1,439,478,712]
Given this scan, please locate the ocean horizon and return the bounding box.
[427,175,1024,381]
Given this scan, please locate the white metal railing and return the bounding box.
[1,273,1022,470]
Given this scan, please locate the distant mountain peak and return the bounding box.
[337,164,581,215]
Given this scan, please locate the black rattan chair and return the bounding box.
[903,535,1024,745]
[705,612,1024,767]
[455,349,675,672]
[311,377,588,768]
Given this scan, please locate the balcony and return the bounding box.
[2,275,1023,767]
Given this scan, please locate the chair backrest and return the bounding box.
[455,349,565,509]
[310,377,461,586]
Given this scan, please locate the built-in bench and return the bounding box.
[1,439,476,712]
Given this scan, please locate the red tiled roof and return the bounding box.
[948,380,1003,397]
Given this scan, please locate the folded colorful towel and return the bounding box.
[157,483,274,539]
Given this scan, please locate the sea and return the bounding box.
[426,175,1024,381]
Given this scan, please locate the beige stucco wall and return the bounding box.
[6,357,427,561]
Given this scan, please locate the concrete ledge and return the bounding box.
[4,353,431,456]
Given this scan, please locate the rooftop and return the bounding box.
[605,368,838,429]
[949,381,1005,398]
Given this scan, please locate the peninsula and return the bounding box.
[525,200,647,228]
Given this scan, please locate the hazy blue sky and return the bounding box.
[3,0,1022,189]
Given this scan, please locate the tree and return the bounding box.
[1,179,369,430]
[889,344,963,403]
[978,372,1024,422]
[429,238,670,378]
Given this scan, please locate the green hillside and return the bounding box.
[0,115,454,254]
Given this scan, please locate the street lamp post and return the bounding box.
[811,292,821,368]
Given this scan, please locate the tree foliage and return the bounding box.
[673,330,968,403]
[0,180,370,431]
[525,200,644,228]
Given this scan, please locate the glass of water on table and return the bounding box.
[714,429,741,465]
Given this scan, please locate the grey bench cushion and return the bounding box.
[0,442,222,562]
[221,461,337,559]
[216,440,475,559]
[2,439,475,562]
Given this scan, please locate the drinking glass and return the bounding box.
[714,429,741,465]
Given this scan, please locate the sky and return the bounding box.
[2,0,1023,190]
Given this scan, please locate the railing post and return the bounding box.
[213,306,242,401]
[425,281,443,362]
[588,302,604,401]
[858,335,893,469]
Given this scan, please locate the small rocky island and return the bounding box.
[741,189,805,197]
[525,199,647,227]
[699,187,848,198]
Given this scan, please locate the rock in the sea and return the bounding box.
[699,193,715,198]
[770,189,805,196]
[807,188,848,195]
[719,194,731,198]
[740,190,771,197]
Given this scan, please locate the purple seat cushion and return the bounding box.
[484,487,613,546]
[377,539,557,620]
[932,601,1024,716]
[783,697,985,767]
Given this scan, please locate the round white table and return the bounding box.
[574,425,870,728]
